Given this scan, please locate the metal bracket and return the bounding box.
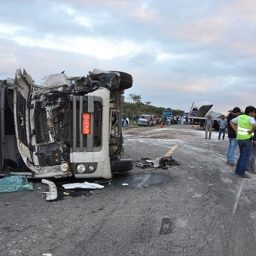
[41,179,58,201]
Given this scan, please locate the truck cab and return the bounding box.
[0,69,133,179]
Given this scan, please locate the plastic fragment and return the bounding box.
[62,182,104,190]
[41,179,58,201]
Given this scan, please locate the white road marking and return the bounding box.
[232,180,244,215]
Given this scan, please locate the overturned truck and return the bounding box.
[0,69,133,179]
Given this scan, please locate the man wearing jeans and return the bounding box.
[247,132,256,173]
[226,107,241,166]
[218,115,227,140]
[205,114,214,139]
[230,106,256,178]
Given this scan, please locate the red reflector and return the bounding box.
[82,113,90,135]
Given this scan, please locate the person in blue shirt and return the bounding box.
[218,115,227,140]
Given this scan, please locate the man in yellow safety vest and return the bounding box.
[230,106,256,178]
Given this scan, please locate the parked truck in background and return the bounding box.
[162,109,173,125]
[188,104,223,130]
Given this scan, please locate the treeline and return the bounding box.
[123,94,184,118]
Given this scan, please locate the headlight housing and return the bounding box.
[88,165,95,171]
[77,164,86,173]
[60,162,70,172]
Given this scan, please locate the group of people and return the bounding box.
[205,106,256,178]
[204,114,227,140]
[228,106,256,178]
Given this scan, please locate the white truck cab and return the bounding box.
[0,69,133,179]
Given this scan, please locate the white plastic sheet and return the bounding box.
[62,182,104,190]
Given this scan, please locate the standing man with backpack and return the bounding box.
[230,106,256,178]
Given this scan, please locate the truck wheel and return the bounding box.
[111,159,133,172]
[112,71,133,90]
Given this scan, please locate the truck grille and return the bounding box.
[71,95,102,152]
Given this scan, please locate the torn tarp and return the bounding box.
[62,182,104,190]
[0,176,33,193]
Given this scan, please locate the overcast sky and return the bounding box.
[0,0,255,113]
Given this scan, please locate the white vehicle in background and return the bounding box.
[0,69,133,179]
[137,114,153,126]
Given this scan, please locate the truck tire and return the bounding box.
[111,159,133,172]
[112,71,133,90]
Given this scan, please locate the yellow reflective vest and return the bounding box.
[237,114,253,140]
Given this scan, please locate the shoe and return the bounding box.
[237,174,250,178]
[248,169,256,174]
[227,162,236,166]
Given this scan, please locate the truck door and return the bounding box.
[0,82,5,173]
[13,69,33,165]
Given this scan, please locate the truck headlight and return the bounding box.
[88,165,94,171]
[77,164,86,173]
[61,162,69,172]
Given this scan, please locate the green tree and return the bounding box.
[129,94,142,104]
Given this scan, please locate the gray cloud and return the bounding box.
[0,0,256,113]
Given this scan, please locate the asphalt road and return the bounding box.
[1,125,256,256]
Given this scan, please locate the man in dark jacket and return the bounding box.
[247,131,256,173]
[226,107,241,166]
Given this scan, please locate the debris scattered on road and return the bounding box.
[62,181,104,190]
[136,156,180,169]
[0,176,33,193]
[136,144,180,169]
[41,179,58,201]
[136,158,153,168]
[154,156,180,169]
[122,183,129,186]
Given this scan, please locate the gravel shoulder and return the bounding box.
[1,125,256,256]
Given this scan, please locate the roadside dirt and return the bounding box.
[1,124,256,256]
[123,125,201,139]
